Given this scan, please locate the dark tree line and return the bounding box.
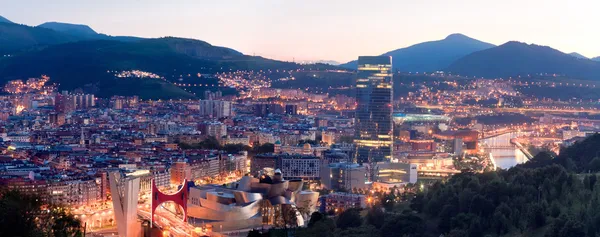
[282,134,600,237]
[179,136,275,154]
[0,189,82,237]
[409,134,600,236]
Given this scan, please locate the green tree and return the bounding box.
[298,139,318,146]
[379,213,425,237]
[0,190,82,237]
[247,229,264,237]
[297,216,335,237]
[308,212,324,227]
[365,206,385,229]
[334,225,379,237]
[492,203,512,235]
[382,192,396,212]
[223,143,250,153]
[521,151,554,169]
[336,209,362,230]
[526,203,546,229]
[199,136,222,150]
[254,143,274,154]
[0,189,43,237]
[49,209,83,237]
[588,157,600,172]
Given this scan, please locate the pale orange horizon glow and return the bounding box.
[2,0,599,62]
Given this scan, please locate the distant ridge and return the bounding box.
[145,37,243,58]
[569,52,589,59]
[339,33,495,72]
[38,22,98,37]
[593,57,600,62]
[37,22,143,42]
[446,41,600,80]
[0,15,12,24]
[0,22,78,53]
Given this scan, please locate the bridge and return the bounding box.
[511,139,534,160]
[108,172,210,237]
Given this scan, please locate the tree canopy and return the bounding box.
[0,189,82,237]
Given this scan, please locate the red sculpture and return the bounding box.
[151,179,189,225]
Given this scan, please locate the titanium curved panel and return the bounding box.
[237,176,258,191]
[267,181,288,198]
[287,179,303,193]
[206,192,236,205]
[249,182,271,194]
[187,200,261,221]
[233,191,262,204]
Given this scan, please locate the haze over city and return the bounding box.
[2,0,600,62]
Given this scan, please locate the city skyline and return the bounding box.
[2,0,600,62]
[3,1,600,236]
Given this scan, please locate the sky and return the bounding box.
[1,0,599,62]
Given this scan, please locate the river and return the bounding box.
[480,132,530,169]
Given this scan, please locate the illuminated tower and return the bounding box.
[354,56,393,178]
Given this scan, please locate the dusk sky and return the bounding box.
[2,0,599,62]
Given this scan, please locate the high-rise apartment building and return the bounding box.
[55,92,76,114]
[204,90,223,100]
[199,100,232,118]
[354,56,393,169]
[198,122,227,139]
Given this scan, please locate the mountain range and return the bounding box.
[0,15,335,99]
[2,14,600,99]
[0,22,78,54]
[339,34,496,72]
[446,41,600,80]
[0,19,147,55]
[338,33,600,81]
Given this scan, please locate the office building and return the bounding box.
[354,56,393,171]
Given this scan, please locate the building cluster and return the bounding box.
[4,56,600,235]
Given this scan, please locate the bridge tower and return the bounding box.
[150,179,189,227]
[108,172,141,237]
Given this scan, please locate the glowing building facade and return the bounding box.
[354,56,393,172]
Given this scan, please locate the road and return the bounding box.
[138,203,210,237]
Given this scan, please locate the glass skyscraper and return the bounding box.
[354,56,393,168]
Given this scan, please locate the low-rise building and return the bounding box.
[320,192,367,213]
[320,162,367,191]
